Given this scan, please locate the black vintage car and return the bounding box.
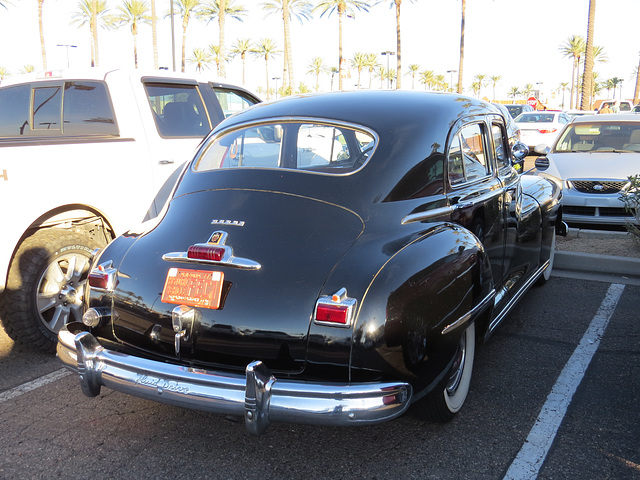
[58,91,564,434]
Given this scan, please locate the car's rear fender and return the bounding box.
[327,223,492,391]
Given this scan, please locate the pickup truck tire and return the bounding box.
[0,229,105,352]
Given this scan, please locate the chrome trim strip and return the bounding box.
[441,289,496,335]
[488,260,549,333]
[58,326,412,435]
[401,206,453,225]
[162,252,261,270]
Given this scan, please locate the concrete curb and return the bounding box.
[554,251,640,279]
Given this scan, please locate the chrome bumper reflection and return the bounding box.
[58,324,412,435]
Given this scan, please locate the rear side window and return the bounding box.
[62,82,118,136]
[195,121,375,174]
[0,84,30,136]
[448,123,489,186]
[145,83,211,137]
[213,88,258,118]
[0,81,117,137]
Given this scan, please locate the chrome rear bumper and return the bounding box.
[58,324,412,435]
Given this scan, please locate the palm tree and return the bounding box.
[0,67,10,81]
[329,66,339,90]
[508,86,520,99]
[580,0,596,110]
[251,38,281,99]
[150,0,159,69]
[558,82,569,108]
[522,83,534,99]
[350,52,367,89]
[170,0,202,72]
[188,47,213,72]
[471,80,480,97]
[375,66,387,89]
[559,35,585,109]
[473,74,486,98]
[364,53,378,89]
[457,0,466,94]
[307,56,326,91]
[489,75,501,101]
[419,69,434,91]
[20,65,36,74]
[314,0,371,90]
[407,64,419,89]
[37,0,47,70]
[610,76,623,100]
[229,38,252,85]
[208,44,229,76]
[262,0,312,91]
[198,0,247,78]
[71,0,111,67]
[111,1,150,68]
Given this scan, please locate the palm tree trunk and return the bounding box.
[634,56,640,105]
[580,0,596,110]
[395,0,401,89]
[151,0,159,69]
[338,6,344,91]
[219,0,227,77]
[265,56,270,99]
[133,32,139,68]
[92,0,99,67]
[181,24,187,72]
[283,0,294,90]
[457,0,465,93]
[569,58,576,109]
[38,0,47,70]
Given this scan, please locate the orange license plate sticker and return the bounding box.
[161,268,224,309]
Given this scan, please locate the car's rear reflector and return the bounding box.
[314,288,357,328]
[88,262,117,290]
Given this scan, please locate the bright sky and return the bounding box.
[0,0,639,106]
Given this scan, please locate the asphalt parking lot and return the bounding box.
[1,270,638,479]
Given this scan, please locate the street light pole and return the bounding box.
[447,70,457,92]
[56,44,77,69]
[381,51,395,89]
[272,77,281,98]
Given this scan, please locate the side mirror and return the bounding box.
[511,141,529,172]
[534,144,551,155]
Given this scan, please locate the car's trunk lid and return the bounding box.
[110,189,364,373]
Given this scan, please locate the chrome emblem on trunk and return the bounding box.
[211,219,245,227]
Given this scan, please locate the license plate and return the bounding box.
[161,268,225,309]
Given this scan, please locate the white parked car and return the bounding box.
[515,111,572,151]
[534,114,640,227]
[0,68,260,351]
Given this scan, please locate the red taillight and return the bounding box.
[538,128,557,134]
[314,288,357,328]
[315,304,350,325]
[88,263,116,290]
[187,244,226,261]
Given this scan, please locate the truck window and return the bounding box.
[63,81,118,136]
[0,84,30,136]
[33,86,62,131]
[213,88,257,118]
[145,84,211,138]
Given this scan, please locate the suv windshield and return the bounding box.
[195,121,376,174]
[554,122,640,152]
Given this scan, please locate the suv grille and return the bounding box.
[564,206,635,218]
[569,180,628,194]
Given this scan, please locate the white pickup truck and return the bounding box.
[0,68,260,351]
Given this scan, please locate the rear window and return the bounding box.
[0,81,117,137]
[515,113,555,123]
[194,121,376,174]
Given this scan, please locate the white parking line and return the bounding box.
[0,368,71,404]
[504,283,626,480]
